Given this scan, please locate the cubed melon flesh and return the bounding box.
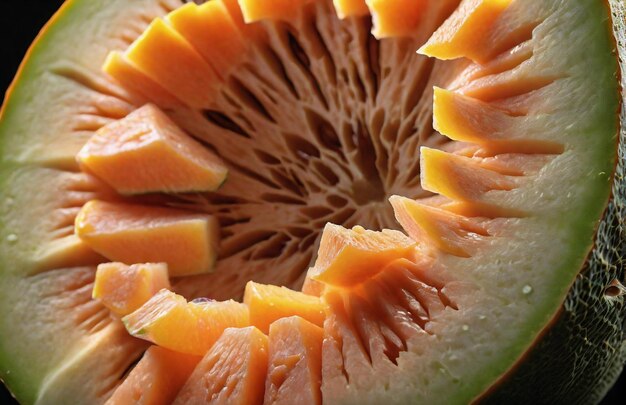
[173,327,268,405]
[333,0,369,19]
[92,262,171,317]
[308,224,417,287]
[125,18,220,108]
[166,1,247,76]
[265,317,323,405]
[420,147,517,203]
[390,195,489,257]
[433,87,564,155]
[238,0,310,23]
[123,289,249,356]
[75,200,219,276]
[367,0,427,38]
[244,282,326,333]
[103,52,182,109]
[77,104,228,195]
[105,346,201,405]
[419,0,512,63]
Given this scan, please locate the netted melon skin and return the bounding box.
[483,1,626,402]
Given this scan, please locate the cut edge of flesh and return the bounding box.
[0,0,621,404]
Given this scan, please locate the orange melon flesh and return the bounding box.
[419,0,512,63]
[76,104,228,195]
[433,87,564,155]
[420,147,518,203]
[105,346,201,405]
[244,282,326,334]
[265,317,323,405]
[366,0,427,39]
[125,18,220,109]
[123,289,249,356]
[332,0,370,19]
[238,0,310,23]
[389,195,489,257]
[103,52,182,110]
[166,2,247,77]
[301,275,325,297]
[173,327,268,405]
[308,224,417,287]
[75,200,219,276]
[92,262,170,317]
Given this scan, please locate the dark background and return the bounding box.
[0,1,624,404]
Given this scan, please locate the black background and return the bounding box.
[0,1,624,404]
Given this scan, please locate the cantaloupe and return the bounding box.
[77,103,228,195]
[123,289,249,356]
[172,327,268,405]
[105,346,200,405]
[92,262,171,317]
[265,316,324,405]
[75,200,220,276]
[0,0,625,404]
[244,281,326,333]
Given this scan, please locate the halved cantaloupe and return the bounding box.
[265,316,324,405]
[0,0,625,404]
[92,262,170,317]
[307,224,417,287]
[75,200,219,276]
[105,346,200,405]
[123,289,249,356]
[77,104,228,195]
[173,327,268,405]
[244,281,326,333]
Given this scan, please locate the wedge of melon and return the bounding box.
[265,316,324,405]
[77,103,228,195]
[75,200,219,276]
[244,281,326,333]
[173,327,268,405]
[0,0,625,404]
[92,262,170,317]
[105,346,200,405]
[123,289,249,356]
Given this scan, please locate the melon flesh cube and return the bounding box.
[244,282,326,334]
[105,346,200,405]
[310,223,417,287]
[238,0,310,23]
[103,52,182,110]
[173,327,268,405]
[125,18,220,109]
[92,262,170,317]
[419,0,512,63]
[366,0,427,38]
[389,195,489,257]
[166,1,247,77]
[123,289,249,356]
[74,200,219,276]
[77,104,228,195]
[332,0,369,19]
[420,147,518,203]
[433,87,564,155]
[265,316,323,405]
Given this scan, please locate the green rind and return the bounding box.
[483,1,626,402]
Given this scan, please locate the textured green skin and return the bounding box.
[483,1,626,403]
